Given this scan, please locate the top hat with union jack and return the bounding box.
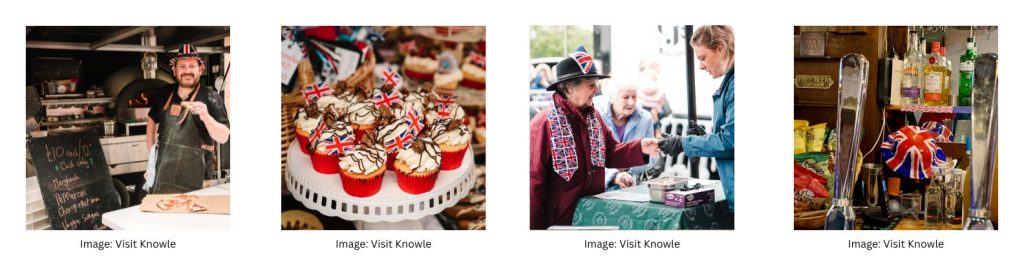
[170,43,204,67]
[547,45,610,91]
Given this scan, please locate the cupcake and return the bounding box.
[403,55,438,81]
[338,131,387,197]
[432,52,463,95]
[429,118,471,171]
[294,102,323,155]
[377,118,412,172]
[345,86,381,143]
[460,51,485,90]
[395,137,441,194]
[310,111,355,174]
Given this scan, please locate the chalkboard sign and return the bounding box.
[28,130,120,230]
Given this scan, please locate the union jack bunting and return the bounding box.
[569,45,594,74]
[302,82,333,103]
[921,121,954,142]
[546,102,605,182]
[405,108,425,136]
[323,134,356,155]
[880,126,947,180]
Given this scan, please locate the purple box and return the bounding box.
[663,188,715,208]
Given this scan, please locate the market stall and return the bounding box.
[570,179,731,230]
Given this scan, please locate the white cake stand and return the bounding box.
[286,140,476,224]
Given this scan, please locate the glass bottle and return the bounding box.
[923,41,949,106]
[945,169,965,228]
[957,37,977,106]
[941,47,952,106]
[901,29,923,105]
[924,168,945,229]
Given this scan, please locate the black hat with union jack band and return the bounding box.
[547,45,610,91]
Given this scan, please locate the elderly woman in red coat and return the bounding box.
[530,46,660,230]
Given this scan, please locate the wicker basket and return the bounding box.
[281,48,377,192]
[794,210,827,230]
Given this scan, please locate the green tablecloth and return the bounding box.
[571,185,733,230]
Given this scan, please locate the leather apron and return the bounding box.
[151,86,209,194]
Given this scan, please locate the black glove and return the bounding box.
[658,135,684,157]
[688,120,706,136]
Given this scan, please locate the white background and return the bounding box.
[2,0,1019,255]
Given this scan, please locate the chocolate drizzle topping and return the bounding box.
[353,84,370,102]
[407,138,440,172]
[378,105,396,125]
[304,101,322,119]
[333,81,350,97]
[347,101,381,125]
[322,104,340,126]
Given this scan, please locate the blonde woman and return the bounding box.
[658,25,736,212]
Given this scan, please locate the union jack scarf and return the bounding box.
[546,101,605,182]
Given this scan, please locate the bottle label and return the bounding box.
[924,72,942,92]
[902,87,920,98]
[960,61,974,71]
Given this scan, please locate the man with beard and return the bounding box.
[146,44,230,194]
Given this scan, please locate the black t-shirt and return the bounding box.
[148,84,230,144]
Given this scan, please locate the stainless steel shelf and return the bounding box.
[40,97,113,105]
[41,117,110,126]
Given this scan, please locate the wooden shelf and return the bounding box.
[794,55,843,61]
[795,101,837,108]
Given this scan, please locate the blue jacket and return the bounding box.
[593,96,656,190]
[681,67,735,211]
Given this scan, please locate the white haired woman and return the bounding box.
[593,78,656,190]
